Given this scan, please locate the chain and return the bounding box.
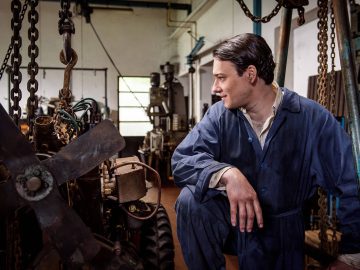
[317,0,339,257]
[330,195,338,256]
[329,1,336,115]
[0,0,28,81]
[317,0,330,254]
[26,0,39,140]
[58,0,75,64]
[328,3,338,255]
[10,0,24,126]
[317,0,328,107]
[236,0,283,23]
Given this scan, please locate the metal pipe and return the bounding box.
[274,8,292,87]
[105,68,108,118]
[253,0,261,35]
[188,67,195,128]
[43,0,192,14]
[333,0,360,181]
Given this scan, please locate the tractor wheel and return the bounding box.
[140,203,175,270]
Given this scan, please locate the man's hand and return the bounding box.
[326,259,359,270]
[220,167,263,232]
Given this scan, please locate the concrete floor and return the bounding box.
[145,184,238,270]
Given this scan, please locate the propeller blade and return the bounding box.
[30,188,100,266]
[42,119,125,185]
[0,179,22,216]
[0,103,39,175]
[0,103,38,216]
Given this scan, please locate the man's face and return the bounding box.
[212,58,252,109]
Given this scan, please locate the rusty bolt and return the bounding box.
[26,176,42,192]
[128,204,137,213]
[33,168,41,177]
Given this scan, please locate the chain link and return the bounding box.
[317,0,328,108]
[10,0,24,126]
[316,0,339,257]
[58,0,75,64]
[26,0,39,139]
[236,0,283,23]
[317,0,329,254]
[0,0,28,81]
[329,1,336,115]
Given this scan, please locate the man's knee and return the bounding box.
[175,186,197,214]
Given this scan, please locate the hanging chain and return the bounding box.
[0,0,28,81]
[316,0,339,257]
[236,0,283,23]
[329,1,336,115]
[317,0,330,254]
[10,0,24,126]
[58,0,75,64]
[54,0,77,144]
[328,3,338,256]
[317,0,328,107]
[26,0,39,139]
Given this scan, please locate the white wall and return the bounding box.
[0,0,345,124]
[0,0,176,122]
[173,0,324,122]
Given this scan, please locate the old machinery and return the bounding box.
[0,0,175,268]
[0,102,127,268]
[139,62,188,184]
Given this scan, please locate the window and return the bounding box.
[118,76,152,136]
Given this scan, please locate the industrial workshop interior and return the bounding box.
[1,0,360,269]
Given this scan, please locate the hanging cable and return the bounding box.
[89,21,147,112]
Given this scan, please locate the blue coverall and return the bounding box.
[171,88,360,270]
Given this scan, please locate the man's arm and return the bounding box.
[220,167,263,233]
[171,104,233,201]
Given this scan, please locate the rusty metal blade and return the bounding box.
[0,103,39,175]
[41,120,125,186]
[0,103,38,216]
[30,188,100,265]
[0,179,22,216]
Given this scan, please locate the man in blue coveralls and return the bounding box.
[171,33,360,270]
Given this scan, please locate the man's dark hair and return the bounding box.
[213,33,275,84]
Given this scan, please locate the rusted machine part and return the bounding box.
[333,0,360,181]
[274,7,292,87]
[73,168,104,235]
[33,115,63,153]
[59,48,77,108]
[58,0,75,64]
[114,156,147,204]
[111,160,162,221]
[0,102,126,267]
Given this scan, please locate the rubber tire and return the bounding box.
[140,203,175,270]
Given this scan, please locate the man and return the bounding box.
[171,33,360,270]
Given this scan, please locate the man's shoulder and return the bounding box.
[207,101,238,118]
[282,88,328,113]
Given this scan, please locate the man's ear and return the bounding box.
[247,65,257,82]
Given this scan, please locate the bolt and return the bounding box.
[26,177,42,192]
[33,168,41,177]
[128,204,137,213]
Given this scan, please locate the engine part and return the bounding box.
[0,102,126,267]
[114,156,147,203]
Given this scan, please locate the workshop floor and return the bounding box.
[145,184,238,270]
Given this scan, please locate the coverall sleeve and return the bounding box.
[311,111,360,254]
[171,105,231,202]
